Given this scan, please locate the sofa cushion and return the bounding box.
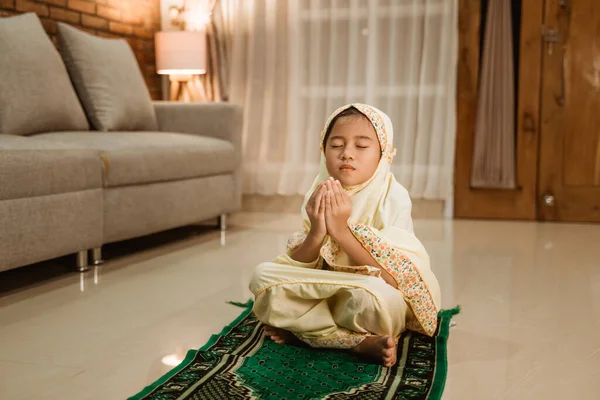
[0,13,89,136]
[0,135,102,200]
[57,23,158,132]
[34,132,238,187]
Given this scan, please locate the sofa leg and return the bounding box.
[76,250,89,272]
[219,214,227,232]
[91,247,104,266]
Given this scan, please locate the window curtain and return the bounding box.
[181,0,232,101]
[223,0,458,199]
[470,0,516,189]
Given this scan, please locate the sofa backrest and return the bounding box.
[0,13,89,136]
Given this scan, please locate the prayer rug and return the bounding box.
[129,300,459,400]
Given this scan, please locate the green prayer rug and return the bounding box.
[129,301,459,400]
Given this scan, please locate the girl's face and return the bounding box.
[324,116,381,187]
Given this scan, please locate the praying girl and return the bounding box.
[249,104,441,367]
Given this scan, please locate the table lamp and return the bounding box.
[155,31,206,101]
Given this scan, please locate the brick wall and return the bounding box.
[0,0,162,99]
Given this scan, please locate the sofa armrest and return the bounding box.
[152,101,244,212]
[153,102,243,145]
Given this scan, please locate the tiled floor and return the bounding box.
[1,212,599,399]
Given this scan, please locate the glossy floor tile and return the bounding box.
[0,213,599,399]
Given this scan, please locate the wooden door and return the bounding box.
[538,0,600,222]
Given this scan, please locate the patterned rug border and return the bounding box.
[129,300,458,400]
[128,300,255,400]
[429,306,459,399]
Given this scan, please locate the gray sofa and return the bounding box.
[0,14,242,272]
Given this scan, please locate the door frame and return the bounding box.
[454,0,545,220]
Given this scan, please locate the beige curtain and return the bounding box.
[471,0,516,189]
[227,0,458,199]
[186,0,231,101]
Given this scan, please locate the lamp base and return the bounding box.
[169,75,207,102]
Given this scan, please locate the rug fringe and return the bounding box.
[227,299,254,309]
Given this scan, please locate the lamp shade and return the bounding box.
[155,31,206,75]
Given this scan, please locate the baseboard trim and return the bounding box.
[242,195,445,219]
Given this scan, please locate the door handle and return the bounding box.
[543,193,556,207]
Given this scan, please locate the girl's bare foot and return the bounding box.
[351,335,397,367]
[263,325,302,345]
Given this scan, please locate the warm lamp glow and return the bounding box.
[185,9,211,31]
